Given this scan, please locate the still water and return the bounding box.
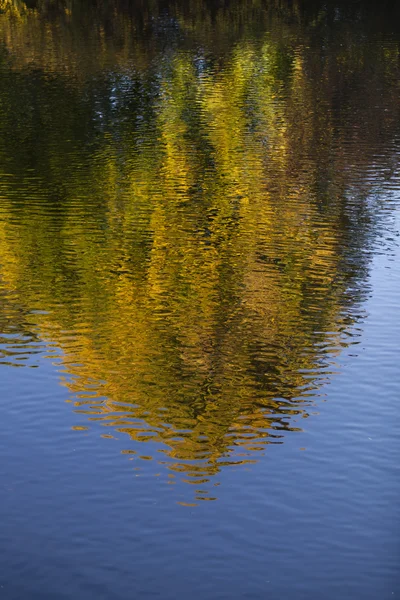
[0,1,399,598]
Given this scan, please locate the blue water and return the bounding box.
[1,216,398,599]
[0,2,399,598]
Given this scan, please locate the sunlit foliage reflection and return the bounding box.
[0,0,399,498]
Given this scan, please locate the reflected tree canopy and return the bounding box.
[0,0,399,496]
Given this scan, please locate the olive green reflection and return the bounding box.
[0,0,399,498]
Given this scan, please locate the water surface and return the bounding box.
[0,1,399,598]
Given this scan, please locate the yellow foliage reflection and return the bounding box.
[0,0,399,498]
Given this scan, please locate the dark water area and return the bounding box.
[0,1,399,598]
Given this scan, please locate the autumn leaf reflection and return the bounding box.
[0,0,399,498]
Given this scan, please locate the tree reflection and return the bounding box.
[0,0,399,498]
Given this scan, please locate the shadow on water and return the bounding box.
[0,0,399,500]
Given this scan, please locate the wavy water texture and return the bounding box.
[0,0,399,497]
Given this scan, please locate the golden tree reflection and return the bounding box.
[0,0,399,497]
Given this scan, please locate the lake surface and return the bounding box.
[0,1,399,598]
